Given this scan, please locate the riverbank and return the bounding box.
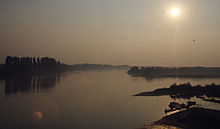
[134,83,220,104]
[138,107,220,129]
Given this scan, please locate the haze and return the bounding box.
[1,0,220,66]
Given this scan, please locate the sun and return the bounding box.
[170,7,180,17]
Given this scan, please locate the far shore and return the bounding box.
[128,66,220,78]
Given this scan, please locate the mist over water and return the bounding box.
[0,70,220,129]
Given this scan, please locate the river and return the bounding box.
[0,70,220,129]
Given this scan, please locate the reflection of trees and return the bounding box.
[5,74,60,95]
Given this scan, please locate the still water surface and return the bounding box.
[0,70,220,129]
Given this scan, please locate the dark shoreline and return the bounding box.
[135,83,220,129]
[138,107,220,129]
[134,83,220,104]
[0,63,129,77]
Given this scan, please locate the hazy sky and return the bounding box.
[1,0,220,66]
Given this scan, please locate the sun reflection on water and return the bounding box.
[32,111,43,121]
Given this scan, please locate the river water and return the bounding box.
[0,70,220,129]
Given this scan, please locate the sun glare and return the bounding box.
[170,7,180,17]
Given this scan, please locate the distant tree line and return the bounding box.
[5,56,60,66]
[5,56,61,72]
[73,63,129,70]
[128,66,220,78]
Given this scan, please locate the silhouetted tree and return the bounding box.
[5,56,12,65]
[33,57,36,65]
[4,56,63,73]
[41,57,57,65]
[37,57,40,65]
